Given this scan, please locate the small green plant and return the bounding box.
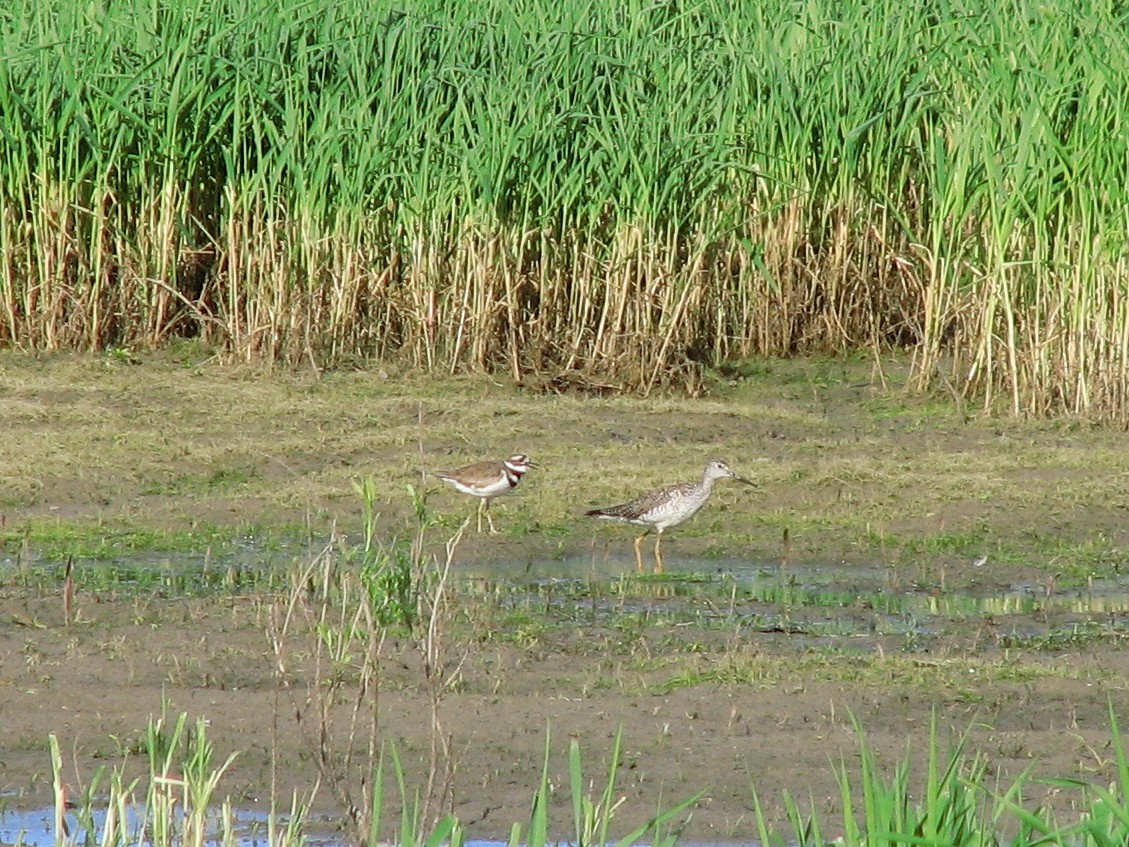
[148,712,241,847]
[275,480,469,844]
[352,480,438,631]
[507,728,699,847]
[358,542,416,631]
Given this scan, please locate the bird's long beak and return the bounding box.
[733,475,757,487]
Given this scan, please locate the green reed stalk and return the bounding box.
[5,0,1129,417]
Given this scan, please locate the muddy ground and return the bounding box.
[2,351,1129,844]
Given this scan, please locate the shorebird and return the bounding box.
[585,459,754,573]
[432,453,536,534]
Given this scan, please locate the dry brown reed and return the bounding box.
[4,0,1129,422]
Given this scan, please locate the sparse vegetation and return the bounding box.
[33,700,1129,847]
[41,707,697,847]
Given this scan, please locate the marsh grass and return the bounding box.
[0,516,311,583]
[47,711,244,847]
[755,705,1129,847]
[263,481,472,844]
[37,703,1129,847]
[4,0,1129,418]
[653,649,1060,696]
[41,714,696,847]
[0,551,293,603]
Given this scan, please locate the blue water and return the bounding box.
[0,805,276,847]
[0,805,619,847]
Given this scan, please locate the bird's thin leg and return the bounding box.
[476,499,486,534]
[654,531,665,574]
[484,499,499,535]
[633,532,649,574]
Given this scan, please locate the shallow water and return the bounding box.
[0,806,750,847]
[0,805,272,847]
[0,805,413,847]
[0,805,578,847]
[455,554,1129,641]
[8,536,1128,638]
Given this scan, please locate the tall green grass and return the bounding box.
[755,705,1129,847]
[3,0,1129,416]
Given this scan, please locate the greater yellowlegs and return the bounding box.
[586,459,753,573]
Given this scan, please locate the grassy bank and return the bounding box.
[2,352,1127,581]
[3,0,1129,418]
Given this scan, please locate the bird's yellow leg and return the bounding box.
[654,531,665,575]
[485,500,499,535]
[633,532,648,574]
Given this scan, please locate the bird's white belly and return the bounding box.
[451,477,511,499]
[648,493,706,530]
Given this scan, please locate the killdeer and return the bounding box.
[586,459,754,574]
[432,453,535,534]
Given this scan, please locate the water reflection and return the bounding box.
[0,805,266,847]
[0,806,528,847]
[455,557,1129,638]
